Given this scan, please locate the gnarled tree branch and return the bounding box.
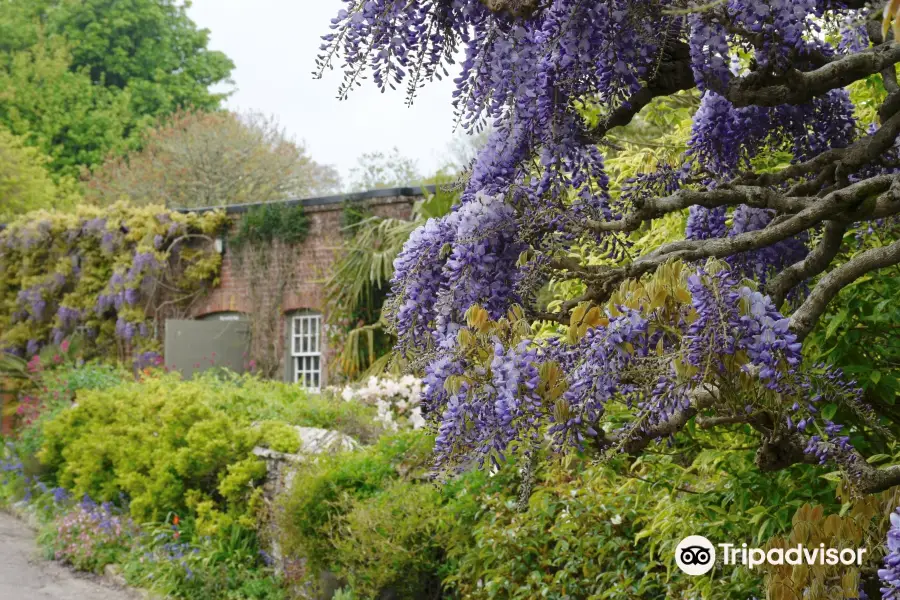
[755,430,900,495]
[767,220,847,307]
[588,186,812,234]
[723,43,900,107]
[790,237,900,340]
[583,40,695,143]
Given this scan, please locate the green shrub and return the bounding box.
[329,481,444,599]
[278,431,435,575]
[229,203,310,249]
[190,371,383,443]
[279,425,844,600]
[444,470,665,600]
[256,421,300,454]
[37,371,374,534]
[39,374,259,530]
[278,430,522,598]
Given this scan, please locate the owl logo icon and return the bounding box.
[675,535,716,575]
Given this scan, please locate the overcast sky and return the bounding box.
[186,0,462,188]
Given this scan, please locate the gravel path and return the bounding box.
[0,511,140,600]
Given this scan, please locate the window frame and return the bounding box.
[290,313,322,392]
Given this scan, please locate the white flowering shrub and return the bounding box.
[334,375,426,431]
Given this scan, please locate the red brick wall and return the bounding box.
[194,196,414,316]
[190,195,416,382]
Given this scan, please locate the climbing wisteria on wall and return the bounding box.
[318,0,900,504]
[0,203,226,367]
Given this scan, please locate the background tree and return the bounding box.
[0,126,79,221]
[0,40,134,178]
[0,0,234,180]
[347,147,422,192]
[83,110,341,208]
[326,189,456,378]
[0,0,233,118]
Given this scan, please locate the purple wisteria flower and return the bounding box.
[82,218,106,235]
[550,310,649,449]
[879,509,900,599]
[134,351,163,369]
[57,306,81,328]
[115,318,137,341]
[17,287,47,321]
[124,288,140,306]
[101,231,118,253]
[129,252,160,280]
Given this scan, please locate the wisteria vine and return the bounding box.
[0,204,226,366]
[324,0,900,499]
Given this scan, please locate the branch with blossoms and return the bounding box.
[555,174,900,331]
[324,0,900,495]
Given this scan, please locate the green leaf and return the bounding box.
[824,310,847,339]
[866,454,891,464]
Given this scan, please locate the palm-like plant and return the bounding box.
[0,352,29,381]
[325,188,456,378]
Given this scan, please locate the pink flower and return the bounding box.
[60,340,70,352]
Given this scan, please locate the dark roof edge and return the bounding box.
[177,185,437,215]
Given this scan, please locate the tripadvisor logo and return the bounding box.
[675,535,867,575]
[675,535,717,575]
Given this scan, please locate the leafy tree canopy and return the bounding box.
[83,109,341,208]
[321,0,900,517]
[0,0,233,117]
[0,0,234,178]
[0,126,80,221]
[0,40,134,178]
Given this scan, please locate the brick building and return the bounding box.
[165,187,430,389]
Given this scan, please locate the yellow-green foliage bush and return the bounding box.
[38,371,380,535]
[196,371,384,444]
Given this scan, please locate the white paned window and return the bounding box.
[291,314,322,391]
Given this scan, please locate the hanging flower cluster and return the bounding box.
[413,261,866,471]
[0,203,226,365]
[880,508,900,600]
[388,191,524,354]
[684,88,855,280]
